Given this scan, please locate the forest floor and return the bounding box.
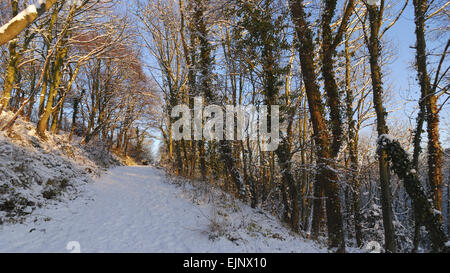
[0,166,327,253]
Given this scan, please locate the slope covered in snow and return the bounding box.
[0,111,122,225]
[0,166,325,253]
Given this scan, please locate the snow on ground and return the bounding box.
[0,166,325,253]
[0,111,122,225]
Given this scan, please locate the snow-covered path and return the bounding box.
[0,166,322,253]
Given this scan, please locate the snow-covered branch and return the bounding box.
[0,0,58,46]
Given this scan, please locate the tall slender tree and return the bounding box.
[364,1,397,253]
[288,0,347,252]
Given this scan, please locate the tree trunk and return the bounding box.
[413,0,444,220]
[366,4,396,253]
[37,43,68,138]
[0,1,19,114]
[378,136,448,252]
[288,0,345,252]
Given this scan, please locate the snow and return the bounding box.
[377,134,396,148]
[432,209,442,216]
[0,166,325,253]
[0,5,37,35]
[365,0,381,6]
[378,134,395,143]
[446,241,450,248]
